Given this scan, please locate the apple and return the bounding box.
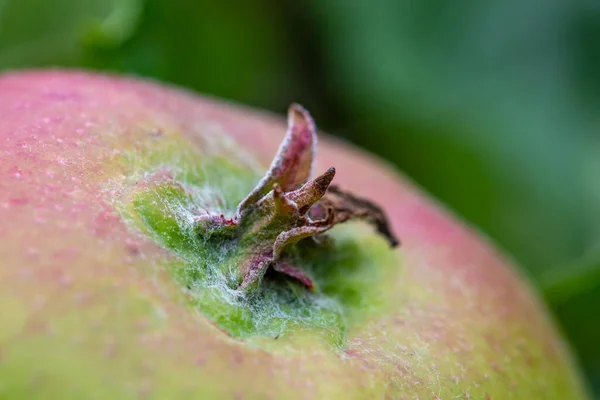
[0,70,589,399]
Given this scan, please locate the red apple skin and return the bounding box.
[0,70,589,399]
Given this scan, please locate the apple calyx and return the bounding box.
[194,104,398,293]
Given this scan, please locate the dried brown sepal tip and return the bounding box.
[198,104,399,293]
[315,185,400,247]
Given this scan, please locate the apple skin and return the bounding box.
[0,70,589,399]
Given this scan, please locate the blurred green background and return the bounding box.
[1,0,599,395]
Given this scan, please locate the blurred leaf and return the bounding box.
[82,0,143,47]
[81,0,302,111]
[541,139,600,394]
[306,0,598,277]
[0,0,142,66]
[545,267,600,396]
[542,248,600,304]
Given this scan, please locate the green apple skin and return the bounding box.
[0,70,589,399]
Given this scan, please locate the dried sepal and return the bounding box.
[273,209,335,261]
[238,254,272,292]
[194,103,399,294]
[272,184,298,215]
[272,262,315,290]
[237,104,317,216]
[286,167,335,215]
[316,185,399,247]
